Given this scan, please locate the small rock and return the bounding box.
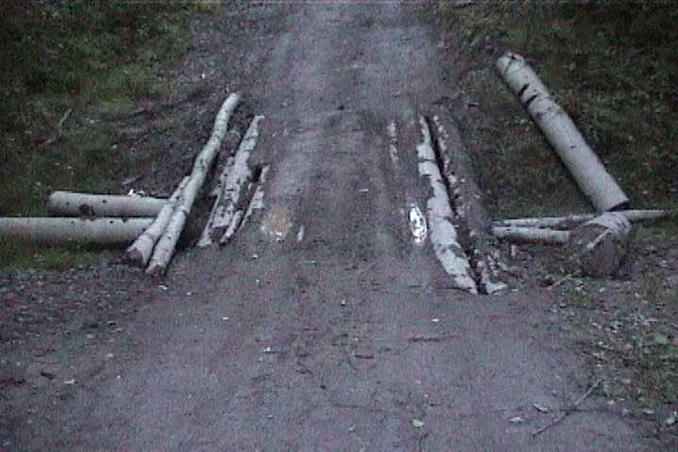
[509,416,524,424]
[411,419,424,428]
[63,378,75,385]
[533,403,549,413]
[642,408,655,415]
[665,411,677,427]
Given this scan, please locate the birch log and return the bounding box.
[123,177,189,267]
[146,92,241,275]
[491,226,570,245]
[199,115,263,247]
[496,52,629,212]
[0,217,152,244]
[432,111,506,294]
[48,191,166,217]
[494,209,668,230]
[417,117,477,293]
[569,212,632,277]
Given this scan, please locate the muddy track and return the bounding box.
[1,2,657,450]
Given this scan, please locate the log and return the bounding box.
[0,217,153,244]
[569,212,632,277]
[237,164,270,236]
[48,191,166,217]
[491,226,570,245]
[494,209,668,230]
[417,117,477,293]
[146,92,241,275]
[496,52,629,212]
[123,177,189,267]
[432,111,506,294]
[198,115,263,247]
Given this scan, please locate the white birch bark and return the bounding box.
[432,112,506,294]
[146,93,241,275]
[0,217,153,244]
[496,52,629,212]
[417,117,477,293]
[199,115,263,247]
[569,212,632,277]
[491,226,571,245]
[123,177,189,267]
[48,191,166,217]
[494,209,668,230]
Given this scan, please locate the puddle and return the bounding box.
[408,205,427,245]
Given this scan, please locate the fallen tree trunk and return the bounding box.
[494,209,668,230]
[417,117,477,293]
[146,92,241,275]
[491,226,570,245]
[48,191,166,217]
[0,217,153,244]
[569,212,632,277]
[432,111,506,294]
[496,52,629,212]
[123,177,189,267]
[199,115,263,247]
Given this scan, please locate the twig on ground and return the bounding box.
[547,272,577,291]
[42,108,72,146]
[532,378,602,436]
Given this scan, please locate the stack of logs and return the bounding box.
[493,52,670,277]
[0,92,244,276]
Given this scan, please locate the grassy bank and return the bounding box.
[436,1,678,218]
[435,0,678,427]
[0,1,215,270]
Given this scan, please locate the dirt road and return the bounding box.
[3,2,654,450]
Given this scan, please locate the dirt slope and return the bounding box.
[1,2,658,450]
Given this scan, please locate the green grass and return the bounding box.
[436,0,678,218]
[0,1,217,270]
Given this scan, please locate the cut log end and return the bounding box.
[569,212,632,277]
